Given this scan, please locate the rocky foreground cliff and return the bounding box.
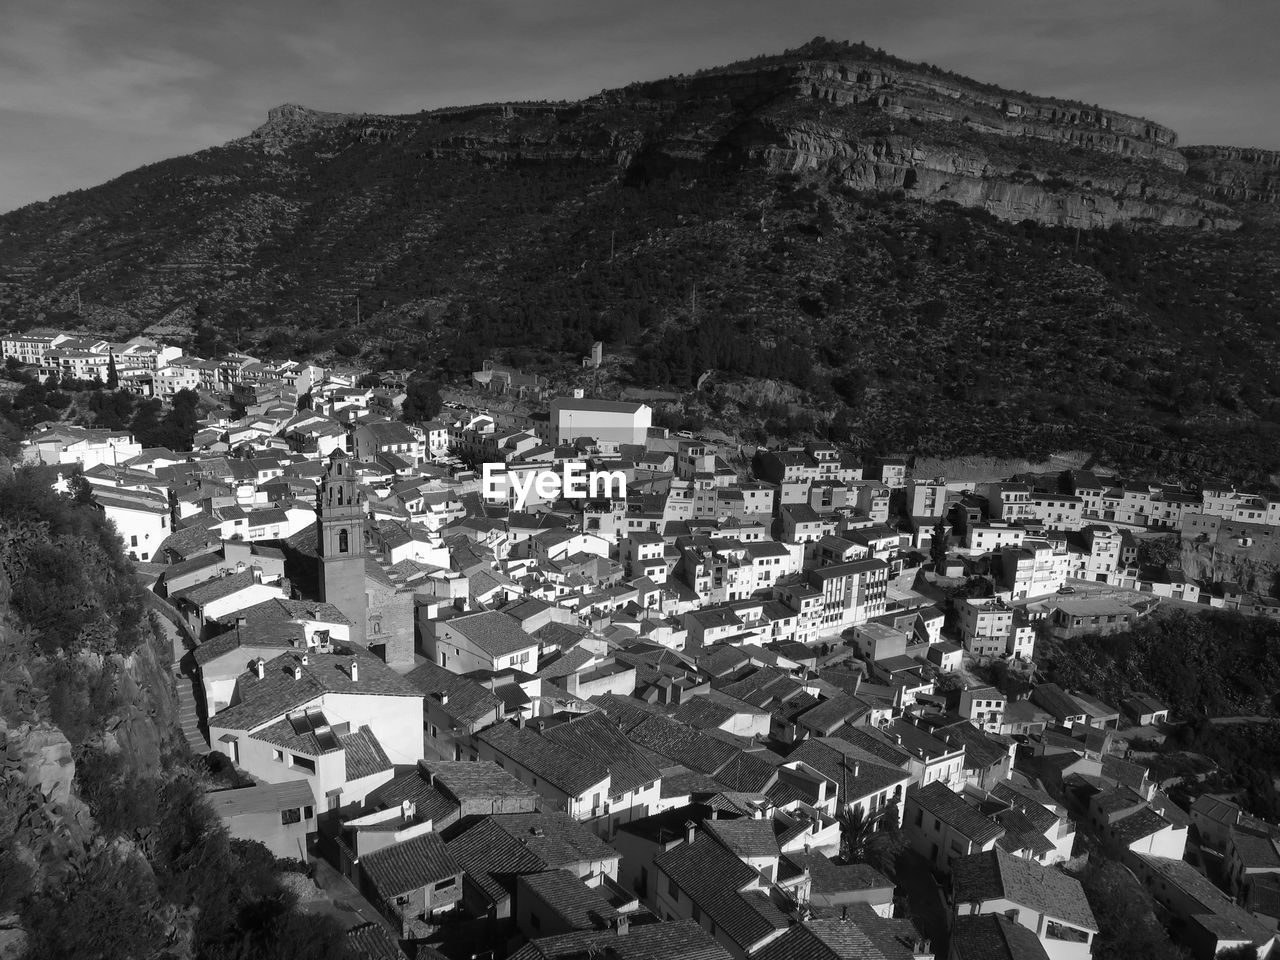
[0,469,351,960]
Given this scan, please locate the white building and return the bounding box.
[207,648,424,813]
[1000,539,1070,600]
[22,425,143,468]
[428,610,539,674]
[952,847,1098,960]
[550,398,651,446]
[93,486,171,562]
[1,332,67,366]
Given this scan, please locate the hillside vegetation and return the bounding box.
[0,467,352,960]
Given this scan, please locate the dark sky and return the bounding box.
[2,0,1277,213]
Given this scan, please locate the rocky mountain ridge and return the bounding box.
[229,38,1266,231]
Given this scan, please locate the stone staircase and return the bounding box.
[176,671,207,755]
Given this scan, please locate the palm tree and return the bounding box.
[837,802,882,864]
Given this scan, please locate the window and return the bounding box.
[435,876,456,891]
[338,528,349,553]
[130,535,138,547]
[281,807,302,825]
[291,755,316,774]
[304,806,313,819]
[272,749,284,762]
[668,877,680,900]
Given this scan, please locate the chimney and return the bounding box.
[440,692,449,706]
[292,664,302,680]
[683,820,696,845]
[349,659,358,682]
[852,761,860,777]
[253,658,265,679]
[300,653,309,666]
[616,914,630,937]
[235,616,247,630]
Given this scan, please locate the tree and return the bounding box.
[66,468,94,505]
[22,851,168,959]
[930,517,950,568]
[1073,856,1187,960]
[3,356,28,381]
[105,351,119,390]
[129,398,164,447]
[1136,534,1180,569]
[837,802,883,863]
[402,377,442,422]
[157,389,200,451]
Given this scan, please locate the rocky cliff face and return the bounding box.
[231,42,1267,232]
[92,628,180,776]
[623,43,1248,229]
[1183,146,1280,206]
[742,118,1236,228]
[640,52,1185,171]
[1180,526,1280,595]
[0,720,80,810]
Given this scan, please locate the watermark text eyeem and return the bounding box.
[481,461,626,510]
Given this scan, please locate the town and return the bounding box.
[4,328,1280,960]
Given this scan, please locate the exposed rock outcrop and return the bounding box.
[744,120,1237,228]
[1183,145,1280,205]
[634,49,1185,171]
[226,45,1273,231]
[0,720,76,808]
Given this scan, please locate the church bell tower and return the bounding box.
[317,450,367,647]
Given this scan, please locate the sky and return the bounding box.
[2,0,1278,213]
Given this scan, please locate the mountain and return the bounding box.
[3,37,1280,478]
